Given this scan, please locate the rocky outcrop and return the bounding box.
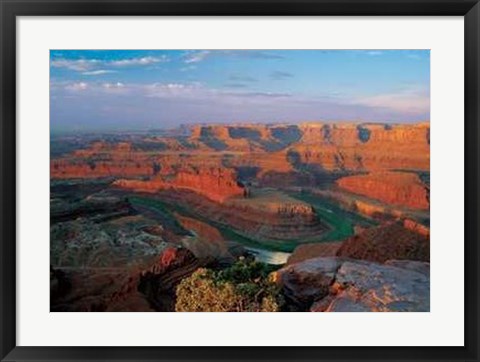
[51,246,201,312]
[336,221,430,263]
[318,259,430,312]
[50,194,132,224]
[275,257,343,310]
[50,216,169,268]
[275,257,429,312]
[337,171,429,210]
[138,247,201,311]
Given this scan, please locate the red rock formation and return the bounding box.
[173,168,245,202]
[114,167,245,203]
[353,200,387,218]
[336,171,429,210]
[336,221,430,263]
[291,122,429,171]
[189,124,274,152]
[51,122,429,181]
[403,218,430,237]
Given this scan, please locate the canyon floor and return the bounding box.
[50,122,430,312]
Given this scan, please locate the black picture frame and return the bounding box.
[1,0,478,361]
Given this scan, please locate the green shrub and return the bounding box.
[175,259,283,312]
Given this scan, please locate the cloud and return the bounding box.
[82,70,117,76]
[101,82,130,94]
[60,81,130,95]
[64,82,89,91]
[61,80,293,104]
[55,81,428,125]
[145,82,204,98]
[103,82,125,89]
[182,50,284,64]
[51,55,169,73]
[109,55,168,67]
[52,80,429,130]
[184,51,210,64]
[145,82,292,101]
[51,59,100,72]
[270,71,294,80]
[352,89,429,114]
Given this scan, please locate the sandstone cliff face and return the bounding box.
[172,168,245,202]
[336,171,429,210]
[114,167,245,203]
[275,257,430,312]
[51,122,429,182]
[188,124,301,152]
[290,122,429,171]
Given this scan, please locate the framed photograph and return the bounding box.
[1,0,478,361]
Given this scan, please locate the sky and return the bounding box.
[50,49,430,132]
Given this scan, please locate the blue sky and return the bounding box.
[50,50,430,131]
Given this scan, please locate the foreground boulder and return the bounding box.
[275,257,429,312]
[274,257,343,310]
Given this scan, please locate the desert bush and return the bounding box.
[175,259,283,312]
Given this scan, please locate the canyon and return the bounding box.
[50,121,430,312]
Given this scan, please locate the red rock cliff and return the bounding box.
[114,167,245,203]
[290,122,429,171]
[336,171,429,210]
